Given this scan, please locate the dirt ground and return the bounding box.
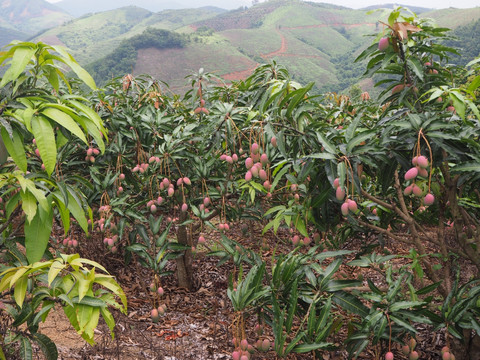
[3,221,457,359]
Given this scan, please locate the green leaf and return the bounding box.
[53,194,70,235]
[416,281,441,295]
[449,91,465,120]
[292,342,332,353]
[11,302,32,327]
[304,153,336,160]
[293,215,308,237]
[389,314,417,333]
[75,304,94,341]
[72,296,106,307]
[75,116,105,154]
[271,163,291,191]
[58,294,74,307]
[0,127,27,172]
[0,46,35,87]
[325,280,362,292]
[48,260,66,285]
[286,82,314,118]
[0,343,6,360]
[24,203,53,263]
[407,58,424,81]
[76,273,92,302]
[346,130,375,154]
[468,74,480,92]
[100,307,116,339]
[32,302,55,326]
[65,190,88,233]
[31,116,56,176]
[389,301,424,312]
[94,275,127,312]
[319,258,342,290]
[83,307,100,341]
[13,275,28,308]
[451,162,480,173]
[19,336,33,360]
[316,132,337,154]
[52,46,97,90]
[63,305,80,332]
[448,325,464,339]
[367,278,383,295]
[33,334,58,360]
[41,107,88,145]
[373,314,388,344]
[21,177,49,211]
[20,190,37,223]
[332,291,369,317]
[70,258,108,273]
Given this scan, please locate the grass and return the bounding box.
[285,27,353,57]
[274,56,338,90]
[220,28,281,57]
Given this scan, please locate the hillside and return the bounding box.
[0,26,28,48]
[133,0,391,91]
[0,0,72,35]
[361,4,432,13]
[444,17,480,66]
[35,6,225,65]
[34,0,480,92]
[54,0,250,17]
[422,7,480,28]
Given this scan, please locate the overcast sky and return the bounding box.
[45,0,480,9]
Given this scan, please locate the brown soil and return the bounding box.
[222,65,259,81]
[17,221,457,360]
[261,28,287,58]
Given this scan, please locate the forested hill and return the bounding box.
[0,0,72,35]
[446,18,480,66]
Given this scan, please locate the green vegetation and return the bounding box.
[0,41,125,359]
[2,6,480,359]
[446,18,480,66]
[87,28,187,84]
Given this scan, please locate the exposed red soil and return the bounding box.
[223,22,377,80]
[260,28,287,58]
[222,65,259,81]
[37,34,66,47]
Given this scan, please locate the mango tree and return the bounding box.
[0,42,126,359]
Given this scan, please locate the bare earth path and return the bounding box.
[222,22,376,80]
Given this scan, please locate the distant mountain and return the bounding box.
[34,0,480,92]
[0,26,28,48]
[361,4,432,14]
[0,0,72,35]
[54,0,250,17]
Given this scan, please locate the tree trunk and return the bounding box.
[176,211,194,291]
[450,330,480,360]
